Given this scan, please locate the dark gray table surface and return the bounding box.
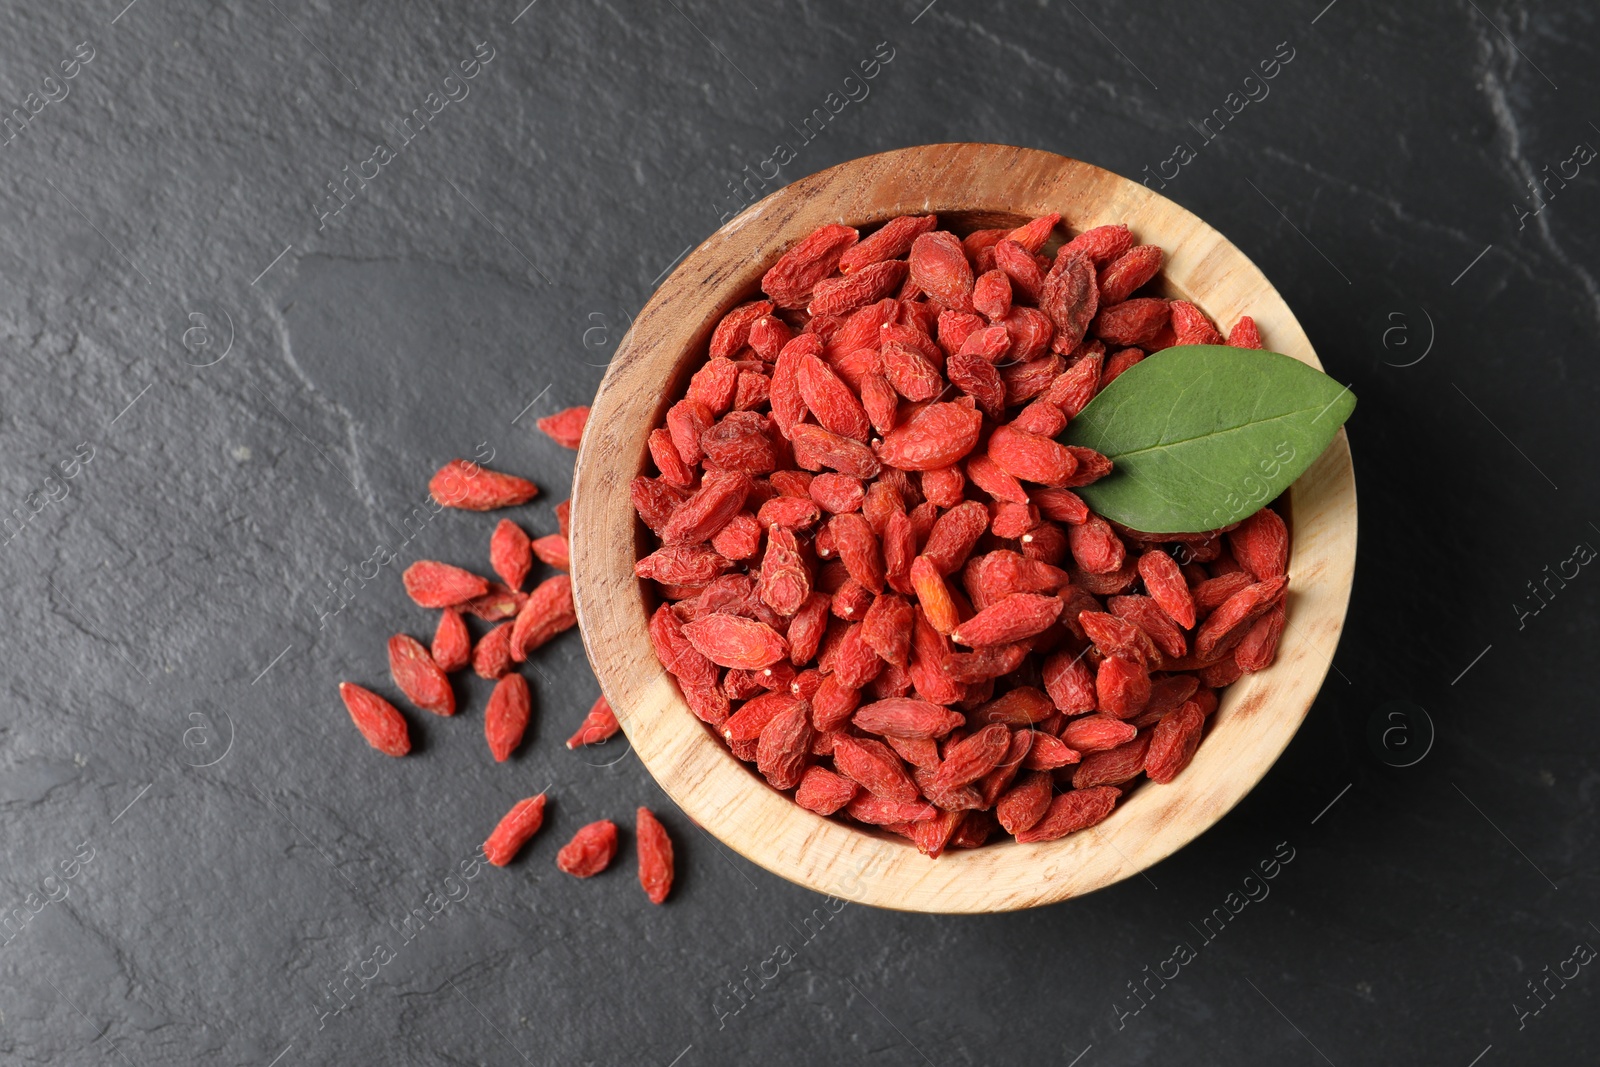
[3,0,1596,1063]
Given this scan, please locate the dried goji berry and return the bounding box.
[338,682,410,756]
[763,222,859,308]
[986,425,1079,487]
[490,519,532,590]
[701,411,779,475]
[1041,253,1098,354]
[472,621,515,679]
[529,532,570,571]
[536,405,589,449]
[839,214,938,273]
[662,470,752,546]
[1060,713,1138,753]
[996,770,1053,835]
[1098,244,1162,305]
[756,700,813,790]
[1195,576,1286,659]
[1138,549,1196,629]
[1145,701,1205,783]
[710,299,776,360]
[795,766,859,815]
[556,820,618,877]
[852,697,964,739]
[431,608,470,674]
[833,735,919,803]
[387,634,454,717]
[1067,516,1125,575]
[829,513,886,594]
[790,424,881,479]
[809,258,907,318]
[1235,601,1286,672]
[1056,225,1131,267]
[1094,297,1170,346]
[636,807,674,903]
[648,604,718,688]
[566,694,620,749]
[483,793,546,866]
[1228,506,1289,582]
[510,574,576,659]
[1072,734,1151,789]
[1227,315,1264,349]
[429,459,539,511]
[909,230,975,311]
[484,672,530,761]
[950,593,1062,647]
[1014,786,1120,842]
[403,560,489,609]
[1170,300,1224,346]
[682,613,788,669]
[796,351,872,442]
[875,402,984,471]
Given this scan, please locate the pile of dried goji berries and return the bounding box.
[634,213,1289,856]
[338,410,674,903]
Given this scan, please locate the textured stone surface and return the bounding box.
[2,0,1596,1063]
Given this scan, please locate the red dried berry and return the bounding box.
[1137,549,1196,629]
[402,560,490,609]
[1060,223,1134,265]
[950,593,1062,648]
[1040,254,1098,353]
[682,613,788,669]
[483,794,547,867]
[536,406,589,448]
[431,609,470,674]
[1099,244,1163,305]
[1145,701,1205,783]
[566,694,620,749]
[530,532,570,571]
[387,634,455,717]
[795,766,859,815]
[429,459,539,511]
[472,622,515,679]
[908,230,976,312]
[1094,298,1170,346]
[756,700,814,790]
[556,820,618,878]
[852,698,964,739]
[490,519,532,590]
[484,673,530,761]
[510,574,576,659]
[1014,786,1120,842]
[710,300,775,360]
[839,214,938,273]
[1060,714,1138,753]
[996,771,1054,835]
[833,735,919,803]
[634,808,675,906]
[1227,315,1264,349]
[338,682,410,756]
[1229,507,1290,581]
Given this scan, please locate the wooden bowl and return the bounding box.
[570,143,1356,913]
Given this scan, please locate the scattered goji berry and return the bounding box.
[484,794,546,866]
[636,807,674,903]
[338,682,410,756]
[429,459,539,511]
[484,673,530,762]
[556,820,618,877]
[566,694,620,749]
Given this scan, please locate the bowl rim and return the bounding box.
[570,143,1357,913]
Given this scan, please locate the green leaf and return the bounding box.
[1059,345,1354,534]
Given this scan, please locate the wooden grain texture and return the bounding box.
[569,143,1358,913]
